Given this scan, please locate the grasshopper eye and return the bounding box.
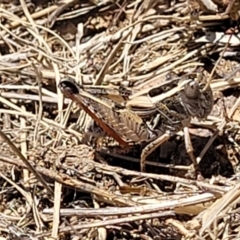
[59,79,79,96]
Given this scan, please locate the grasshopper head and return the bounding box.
[179,79,213,119]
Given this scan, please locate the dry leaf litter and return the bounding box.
[1,0,240,239]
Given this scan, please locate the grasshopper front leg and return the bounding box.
[140,131,171,172]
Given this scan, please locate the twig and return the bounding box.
[31,62,43,147]
[0,130,53,196]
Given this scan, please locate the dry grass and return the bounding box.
[1,0,240,239]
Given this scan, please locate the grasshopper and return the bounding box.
[59,74,213,172]
[74,72,213,132]
[58,79,157,145]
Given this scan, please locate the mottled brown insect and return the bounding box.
[59,75,213,172]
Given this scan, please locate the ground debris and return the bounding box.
[0,0,240,239]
